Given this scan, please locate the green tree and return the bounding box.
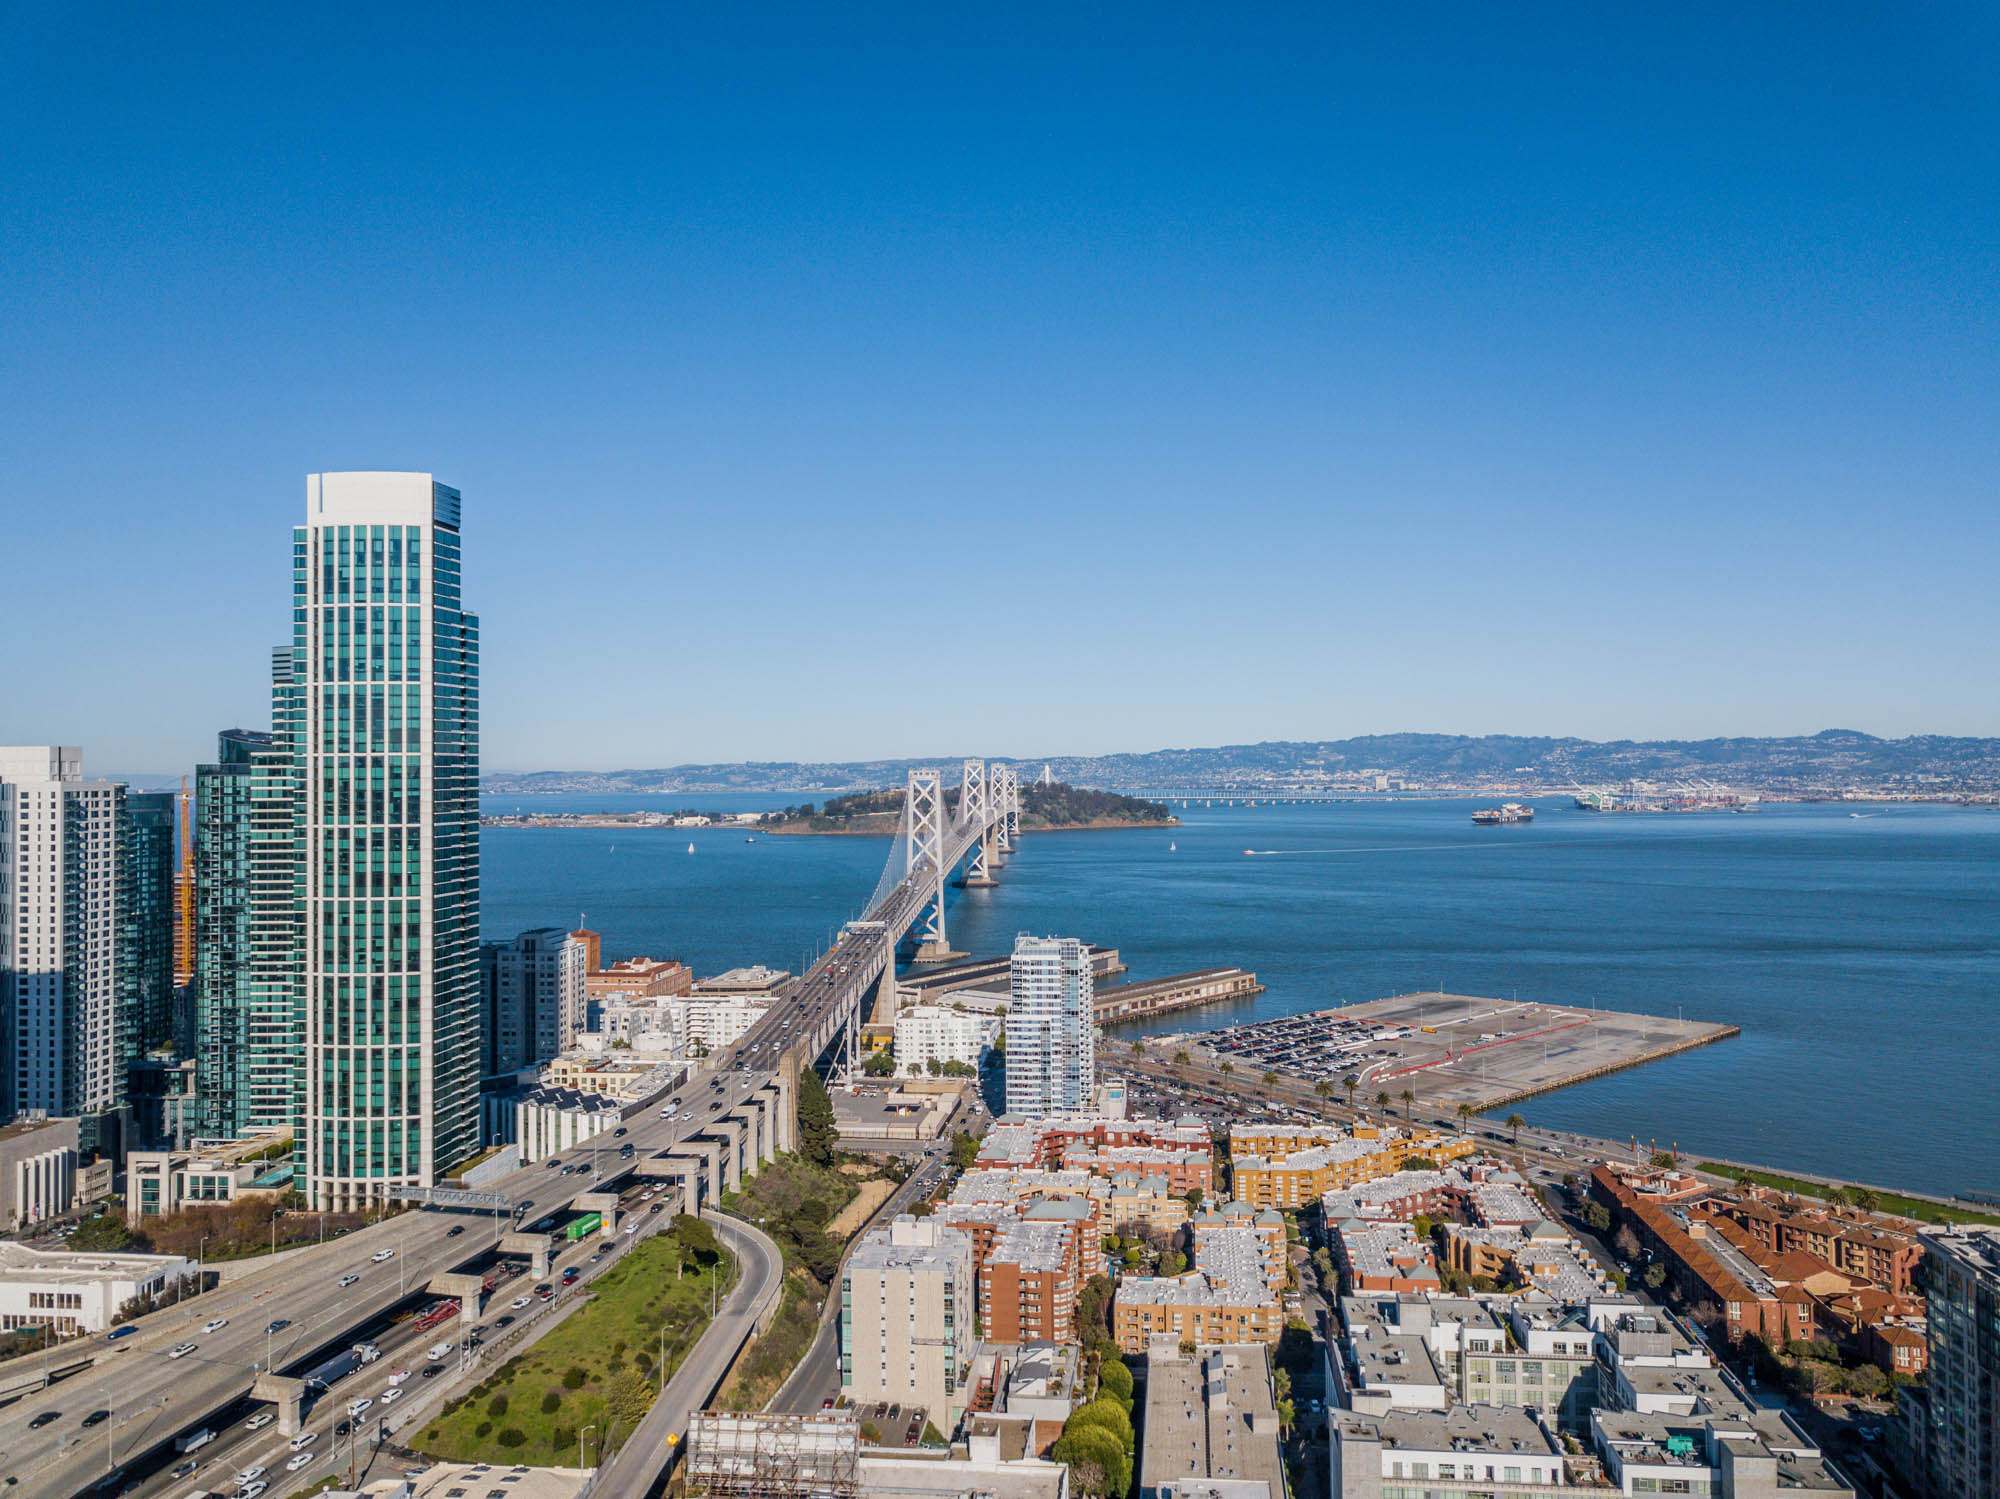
[1218,1060,1234,1075]
[1097,1357,1134,1411]
[1455,1102,1475,1133]
[1052,1424,1129,1498]
[1343,1075,1359,1109]
[542,1389,563,1414]
[1506,1112,1526,1144]
[69,1214,134,1252]
[1131,1040,1145,1055]
[861,1051,896,1077]
[1184,1187,1204,1211]
[1375,1090,1391,1116]
[1314,1079,1333,1103]
[1582,1200,1613,1234]
[1643,1262,1668,1290]
[797,1069,838,1167]
[1650,1149,1678,1170]
[1263,1070,1278,1086]
[1077,1273,1114,1340]
[1399,1088,1415,1119]
[1173,1049,1191,1065]
[674,1214,719,1260]
[949,1132,981,1171]
[1069,1395,1135,1451]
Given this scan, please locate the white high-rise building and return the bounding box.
[297,473,481,1209]
[0,748,126,1121]
[481,928,587,1075]
[1003,934,1094,1118]
[895,1005,1000,1075]
[840,1214,975,1423]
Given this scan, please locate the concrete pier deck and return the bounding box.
[1185,991,1737,1113]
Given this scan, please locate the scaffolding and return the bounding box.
[685,1411,861,1499]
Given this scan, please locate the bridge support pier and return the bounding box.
[501,1231,554,1279]
[252,1374,306,1437]
[577,1191,620,1240]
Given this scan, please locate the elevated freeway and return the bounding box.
[3,762,1021,1496]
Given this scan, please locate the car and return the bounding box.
[81,1409,110,1427]
[337,1273,360,1287]
[380,1387,404,1405]
[533,1282,553,1298]
[421,1363,444,1379]
[30,1411,61,1429]
[511,1293,532,1308]
[426,1342,452,1360]
[168,1341,198,1359]
[648,1202,663,1214]
[680,1112,692,1121]
[286,1452,318,1472]
[104,1326,138,1343]
[639,1188,655,1200]
[614,1127,627,1137]
[494,1314,515,1328]
[348,1397,374,1417]
[386,1367,410,1384]
[626,1220,640,1234]
[204,1317,229,1333]
[235,1466,267,1484]
[371,1248,396,1262]
[266,1318,292,1333]
[244,1412,275,1431]
[289,1430,318,1451]
[238,1484,268,1499]
[822,1397,836,1409]
[446,1225,465,1237]
[335,1419,352,1436]
[170,1460,198,1480]
[562,1267,580,1285]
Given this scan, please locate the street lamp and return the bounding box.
[580,1423,596,1468]
[197,1234,209,1295]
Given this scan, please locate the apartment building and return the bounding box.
[480,927,588,1076]
[1003,936,1094,1119]
[1231,1125,1473,1210]
[1112,1270,1282,1353]
[1909,1227,2000,1499]
[894,1005,1000,1073]
[841,1215,976,1425]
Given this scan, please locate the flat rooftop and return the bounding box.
[1141,1345,1285,1499]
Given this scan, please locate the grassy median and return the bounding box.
[411,1220,731,1466]
[1698,1164,1999,1226]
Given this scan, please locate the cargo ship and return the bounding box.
[1472,802,1533,825]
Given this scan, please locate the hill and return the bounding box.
[754,782,1174,834]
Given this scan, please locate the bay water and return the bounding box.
[481,795,2000,1199]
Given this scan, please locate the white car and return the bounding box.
[348,1397,373,1417]
[204,1317,229,1333]
[511,1294,532,1309]
[235,1467,267,1484]
[286,1451,317,1472]
[289,1430,318,1451]
[238,1484,268,1499]
[244,1413,274,1431]
[380,1386,404,1405]
[624,1220,639,1235]
[371,1248,396,1262]
[168,1341,198,1359]
[680,1112,692,1121]
[386,1368,410,1385]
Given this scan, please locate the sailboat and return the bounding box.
[1169,841,1177,852]
[687,841,696,854]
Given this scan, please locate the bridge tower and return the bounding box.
[986,762,1011,865]
[997,763,1021,848]
[957,759,998,888]
[906,768,964,962]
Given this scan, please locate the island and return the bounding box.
[756,781,1177,835]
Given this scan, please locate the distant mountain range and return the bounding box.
[482,731,2000,795]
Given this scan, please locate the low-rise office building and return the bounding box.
[0,1242,195,1336]
[126,1146,290,1217]
[1329,1404,1568,1498]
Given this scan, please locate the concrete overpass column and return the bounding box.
[252,1374,305,1437]
[577,1191,620,1240]
[502,1232,554,1279]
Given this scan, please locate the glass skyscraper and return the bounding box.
[297,473,480,1210]
[194,724,300,1139]
[119,791,179,1063]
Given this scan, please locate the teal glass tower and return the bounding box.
[119,791,179,1063]
[297,473,480,1210]
[193,723,300,1139]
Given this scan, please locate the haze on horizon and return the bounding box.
[4,6,1996,773]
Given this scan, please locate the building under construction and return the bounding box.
[684,1411,860,1499]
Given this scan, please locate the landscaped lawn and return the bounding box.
[411,1223,731,1466]
[1698,1164,2000,1226]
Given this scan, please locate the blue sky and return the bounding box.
[4,4,1996,772]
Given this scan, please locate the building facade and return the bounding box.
[1912,1227,2000,1499]
[0,747,127,1124]
[481,927,587,1076]
[895,1005,999,1074]
[298,473,481,1209]
[841,1215,976,1424]
[1003,936,1094,1119]
[194,725,302,1139]
[119,791,179,1063]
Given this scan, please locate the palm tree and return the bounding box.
[1219,1060,1234,1075]
[1130,1039,1144,1055]
[1455,1102,1475,1134]
[1375,1090,1391,1118]
[1263,1070,1279,1087]
[1314,1078,1334,1102]
[1506,1112,1526,1145]
[1173,1049,1190,1066]
[1343,1075,1360,1111]
[1400,1088,1415,1120]
[1824,1186,1852,1210]
[1850,1187,1879,1216]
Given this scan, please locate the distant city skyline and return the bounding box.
[5,8,1997,768]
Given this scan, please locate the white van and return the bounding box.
[425,1342,453,1361]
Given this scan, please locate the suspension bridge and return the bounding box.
[719,759,1022,1087]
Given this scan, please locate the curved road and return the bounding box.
[591,1212,783,1499]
